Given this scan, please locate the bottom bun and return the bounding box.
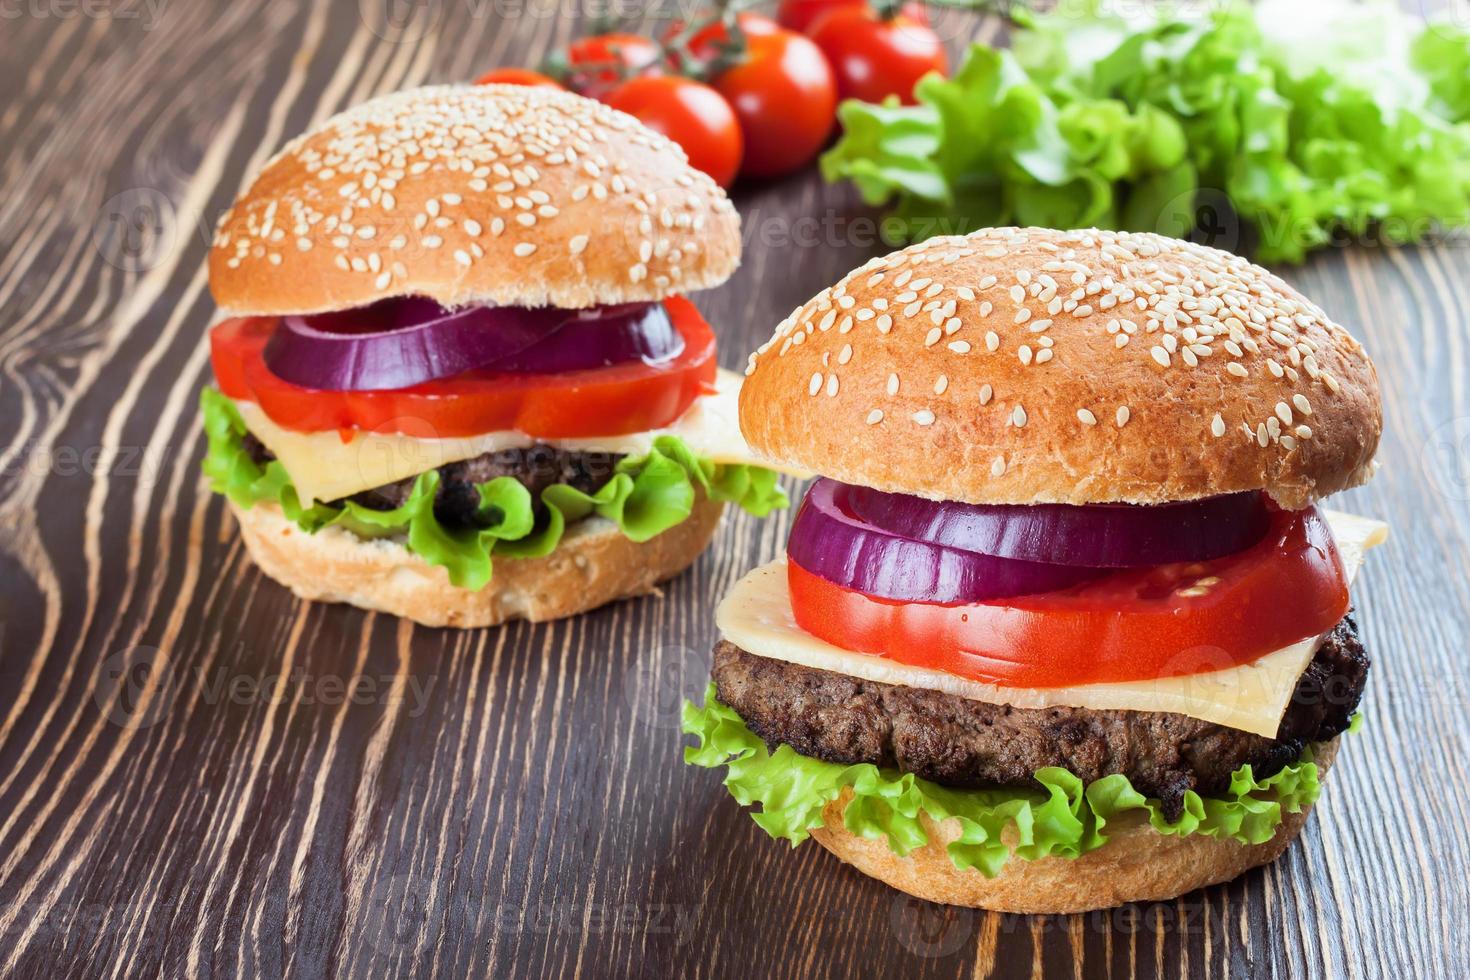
[810,739,1339,914]
[230,496,725,628]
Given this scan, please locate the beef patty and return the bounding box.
[711,616,1368,820]
[243,435,622,528]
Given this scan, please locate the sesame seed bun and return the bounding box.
[809,738,1338,914]
[230,494,725,629]
[209,85,741,315]
[738,229,1381,509]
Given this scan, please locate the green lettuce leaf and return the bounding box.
[201,388,786,590]
[683,685,1338,877]
[820,0,1470,263]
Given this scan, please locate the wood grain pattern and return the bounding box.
[1,3,1468,977]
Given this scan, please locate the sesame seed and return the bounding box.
[1018,346,1033,365]
[925,327,942,347]
[809,372,823,396]
[839,344,853,365]
[1275,402,1293,424]
[913,410,935,426]
[1150,346,1170,368]
[826,375,839,397]
[454,249,471,266]
[887,373,900,395]
[1293,394,1312,415]
[985,331,999,352]
[991,456,1006,477]
[978,384,993,405]
[1077,408,1097,426]
[1226,361,1248,378]
[1211,413,1226,438]
[867,409,884,424]
[1012,405,1027,427]
[1035,348,1053,364]
[513,242,537,257]
[569,234,589,255]
[1296,424,1313,439]
[1116,406,1131,427]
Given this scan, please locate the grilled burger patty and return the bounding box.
[711,616,1367,820]
[243,435,623,527]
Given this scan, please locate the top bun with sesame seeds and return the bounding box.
[739,228,1381,509]
[208,84,741,315]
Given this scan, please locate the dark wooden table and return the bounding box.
[2,2,1468,977]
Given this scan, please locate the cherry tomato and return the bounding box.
[809,5,946,105]
[210,298,718,440]
[685,11,783,59]
[787,506,1350,688]
[606,77,743,188]
[474,67,563,88]
[776,0,866,35]
[565,33,665,101]
[702,20,838,179]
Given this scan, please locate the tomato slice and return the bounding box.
[787,506,1350,689]
[210,296,718,440]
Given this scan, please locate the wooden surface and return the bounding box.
[2,3,1468,977]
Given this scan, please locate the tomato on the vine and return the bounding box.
[474,67,563,88]
[564,32,665,100]
[696,16,838,179]
[685,10,783,59]
[777,0,870,35]
[787,506,1351,689]
[210,298,719,440]
[606,77,743,188]
[809,5,946,105]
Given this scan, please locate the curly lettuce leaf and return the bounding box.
[201,388,786,590]
[821,0,1470,263]
[683,686,1335,877]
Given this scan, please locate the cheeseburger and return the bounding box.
[684,228,1386,912]
[201,85,787,628]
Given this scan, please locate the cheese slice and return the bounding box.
[233,368,806,505]
[716,509,1388,737]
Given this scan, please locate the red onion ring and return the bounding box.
[842,485,1269,568]
[787,480,1105,603]
[262,297,682,391]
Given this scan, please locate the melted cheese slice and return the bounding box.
[234,369,805,504]
[716,510,1387,737]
